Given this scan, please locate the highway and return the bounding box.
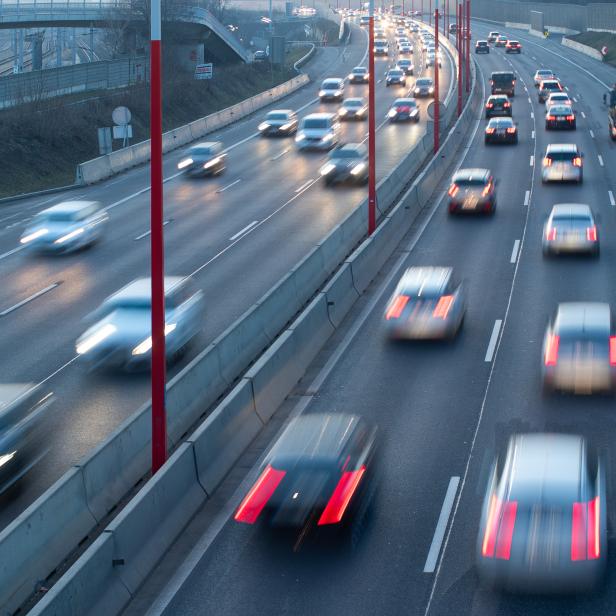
[122,20,616,616]
[0,21,454,529]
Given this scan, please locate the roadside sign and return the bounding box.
[601,45,608,56]
[112,106,131,126]
[427,101,445,120]
[113,125,133,140]
[195,63,213,79]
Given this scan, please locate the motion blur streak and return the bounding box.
[318,466,366,525]
[234,465,286,524]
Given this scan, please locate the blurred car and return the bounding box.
[76,276,204,371]
[413,77,434,97]
[494,35,508,47]
[258,109,298,136]
[338,98,368,121]
[320,143,368,185]
[387,97,420,122]
[253,50,267,62]
[448,168,496,214]
[449,23,458,34]
[20,201,108,253]
[348,66,369,83]
[545,105,576,130]
[543,203,599,257]
[295,113,339,150]
[396,58,414,75]
[485,95,511,118]
[374,39,389,55]
[319,78,344,102]
[384,266,465,339]
[538,79,563,103]
[177,141,226,176]
[541,143,583,183]
[546,92,572,108]
[386,68,407,87]
[485,117,518,144]
[487,31,500,43]
[477,433,606,592]
[425,51,441,67]
[542,303,615,394]
[399,42,413,55]
[359,15,370,26]
[475,40,490,54]
[234,413,377,541]
[490,71,516,97]
[534,69,556,87]
[505,40,521,53]
[0,384,52,495]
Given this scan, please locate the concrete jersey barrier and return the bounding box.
[561,36,604,61]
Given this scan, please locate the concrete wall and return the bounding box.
[561,36,604,61]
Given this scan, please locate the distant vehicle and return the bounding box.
[234,413,377,545]
[177,141,226,176]
[295,113,340,150]
[348,66,369,83]
[384,267,465,339]
[538,79,563,103]
[413,77,434,97]
[543,303,615,393]
[545,105,576,130]
[396,59,414,75]
[425,51,441,67]
[258,109,298,136]
[477,433,606,591]
[338,98,368,120]
[448,168,496,214]
[253,50,267,62]
[20,200,108,253]
[494,35,508,47]
[373,39,389,55]
[534,68,556,87]
[505,40,521,53]
[319,78,345,102]
[609,105,616,140]
[319,143,368,185]
[485,95,511,118]
[475,40,490,54]
[449,23,458,34]
[541,143,583,183]
[385,68,406,86]
[399,42,413,54]
[0,384,52,495]
[485,117,518,144]
[543,203,599,257]
[387,97,420,122]
[487,31,499,43]
[546,92,572,109]
[490,71,516,97]
[76,276,204,371]
[360,15,370,26]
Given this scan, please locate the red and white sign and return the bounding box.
[601,45,608,57]
[194,63,213,79]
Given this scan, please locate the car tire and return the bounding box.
[572,121,576,130]
[485,113,490,119]
[592,246,600,258]
[545,122,550,130]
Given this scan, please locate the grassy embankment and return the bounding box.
[567,31,616,68]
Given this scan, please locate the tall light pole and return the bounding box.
[457,0,462,116]
[368,0,376,234]
[434,0,439,153]
[150,0,167,474]
[465,0,470,92]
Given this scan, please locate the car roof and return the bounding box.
[548,92,569,97]
[546,143,578,153]
[398,266,452,296]
[43,200,99,214]
[108,276,186,303]
[549,105,573,113]
[266,109,293,115]
[488,94,508,99]
[541,79,560,85]
[191,141,221,151]
[352,66,367,71]
[554,302,611,336]
[508,40,520,43]
[303,112,336,120]
[505,433,585,504]
[343,98,364,104]
[397,58,412,63]
[332,143,366,155]
[453,168,490,182]
[389,68,403,73]
[393,98,416,104]
[487,116,514,124]
[477,40,488,44]
[537,69,553,74]
[550,203,592,218]
[323,78,343,84]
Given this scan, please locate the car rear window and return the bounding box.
[547,151,576,161]
[455,178,487,186]
[492,73,515,83]
[302,118,329,129]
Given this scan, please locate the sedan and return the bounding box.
[546,92,572,109]
[319,78,345,101]
[538,79,563,103]
[385,68,406,86]
[75,276,204,371]
[320,143,368,185]
[338,98,367,121]
[396,59,414,75]
[542,303,616,394]
[384,266,465,339]
[485,117,518,144]
[399,42,413,55]
[258,109,298,136]
[477,433,606,592]
[234,413,377,545]
[505,40,521,53]
[534,68,556,87]
[494,36,508,47]
[542,143,583,183]
[475,40,490,54]
[485,95,511,118]
[20,200,108,253]
[387,97,420,122]
[425,51,441,67]
[177,141,226,176]
[348,66,369,83]
[448,168,496,214]
[545,105,576,130]
[413,77,434,97]
[543,203,599,257]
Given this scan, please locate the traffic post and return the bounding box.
[457,0,462,116]
[150,0,167,474]
[465,0,470,93]
[368,0,376,234]
[434,0,440,153]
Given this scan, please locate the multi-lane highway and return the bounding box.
[0,19,454,530]
[122,19,616,616]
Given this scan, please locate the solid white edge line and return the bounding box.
[527,96,531,103]
[0,244,26,262]
[295,179,313,193]
[510,239,520,264]
[523,190,530,206]
[0,283,59,316]
[581,111,586,118]
[529,155,534,166]
[423,477,460,573]
[484,319,503,362]
[599,154,604,166]
[530,111,534,119]
[531,130,535,139]
[590,129,595,138]
[229,220,259,241]
[609,190,615,206]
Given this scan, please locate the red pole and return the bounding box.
[465,0,470,92]
[150,0,167,474]
[368,6,376,234]
[457,2,462,116]
[434,4,439,153]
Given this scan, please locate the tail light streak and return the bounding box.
[318,466,366,525]
[235,465,286,524]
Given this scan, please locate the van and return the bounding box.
[490,71,516,97]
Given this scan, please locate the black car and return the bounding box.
[490,71,516,97]
[485,117,518,144]
[348,66,369,84]
[177,141,226,176]
[234,413,377,542]
[545,105,576,130]
[319,143,369,185]
[396,59,414,76]
[485,95,511,118]
[475,40,490,54]
[387,98,420,122]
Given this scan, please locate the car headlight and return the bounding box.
[319,90,327,96]
[351,162,367,176]
[322,133,334,142]
[0,451,17,469]
[258,122,270,131]
[295,131,306,142]
[20,228,48,244]
[348,73,354,79]
[414,88,420,94]
[177,158,193,170]
[429,87,434,93]
[388,109,397,118]
[76,323,117,355]
[132,323,177,356]
[410,109,419,116]
[338,108,348,115]
[280,122,293,131]
[320,163,336,176]
[364,74,369,80]
[203,156,221,169]
[333,90,342,96]
[54,227,85,245]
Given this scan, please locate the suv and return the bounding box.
[485,95,511,118]
[319,78,344,102]
[538,79,563,103]
[295,113,340,150]
[475,40,489,54]
[490,71,516,97]
[487,31,499,43]
[541,143,583,183]
[505,40,521,53]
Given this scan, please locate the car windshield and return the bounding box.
[417,79,432,86]
[302,118,329,129]
[332,149,363,159]
[266,112,289,121]
[395,99,416,107]
[190,147,214,156]
[323,82,340,89]
[353,68,367,74]
[40,211,78,222]
[547,151,576,161]
[389,70,403,76]
[344,100,363,107]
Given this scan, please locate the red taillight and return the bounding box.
[448,183,459,197]
[504,102,511,107]
[547,115,555,121]
[486,103,493,108]
[573,157,582,167]
[482,495,518,560]
[543,157,552,167]
[433,295,454,319]
[609,336,616,365]
[586,226,597,242]
[486,127,495,134]
[571,497,601,561]
[566,115,575,121]
[546,227,557,241]
[495,501,518,560]
[506,127,516,134]
[234,465,286,524]
[545,334,559,366]
[482,183,492,197]
[385,295,410,320]
[318,466,366,525]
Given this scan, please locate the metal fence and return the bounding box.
[0,55,147,108]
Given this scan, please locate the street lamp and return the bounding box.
[434,0,439,153]
[457,0,463,116]
[368,0,376,234]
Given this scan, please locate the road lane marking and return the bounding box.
[0,245,25,262]
[485,319,502,362]
[0,282,60,316]
[295,179,314,193]
[530,111,534,119]
[270,148,289,161]
[573,97,578,102]
[531,130,535,139]
[609,190,615,206]
[530,155,534,166]
[229,220,259,241]
[134,219,171,240]
[590,129,595,138]
[565,85,569,91]
[532,55,536,60]
[598,155,604,167]
[524,190,530,206]
[510,239,520,264]
[527,96,531,103]
[216,178,242,193]
[581,111,586,118]
[423,477,460,573]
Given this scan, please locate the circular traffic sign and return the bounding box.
[112,106,132,126]
[427,101,446,120]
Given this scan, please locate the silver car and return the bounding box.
[76,276,204,371]
[337,98,368,121]
[542,302,616,394]
[384,266,465,339]
[177,142,226,176]
[319,78,344,102]
[295,113,339,150]
[413,77,434,97]
[541,143,583,183]
[534,68,556,87]
[320,143,368,185]
[385,68,406,87]
[543,204,599,257]
[258,109,298,136]
[477,433,606,592]
[20,201,108,253]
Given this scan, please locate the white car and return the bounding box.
[295,113,339,150]
[546,92,572,109]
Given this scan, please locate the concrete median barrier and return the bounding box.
[323,263,360,328]
[255,272,301,340]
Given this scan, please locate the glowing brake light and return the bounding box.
[543,157,552,167]
[433,295,454,319]
[573,157,582,167]
[506,127,516,134]
[610,336,616,365]
[571,496,600,561]
[566,114,575,121]
[547,115,556,121]
[546,227,557,241]
[485,103,493,108]
[318,466,366,525]
[482,495,518,560]
[545,334,559,366]
[586,226,597,242]
[485,127,495,134]
[234,465,286,524]
[481,183,492,197]
[504,102,511,108]
[386,295,410,320]
[448,183,459,197]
